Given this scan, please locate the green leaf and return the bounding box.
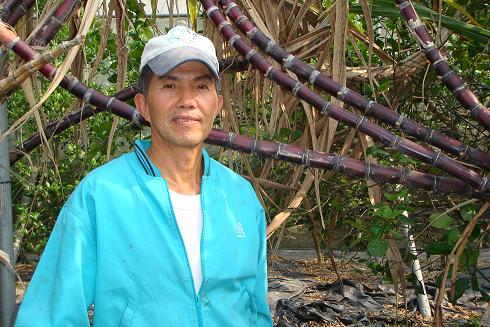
[426,242,453,256]
[446,229,461,245]
[370,225,384,238]
[451,278,470,304]
[459,204,476,221]
[429,213,453,229]
[374,206,394,219]
[368,238,388,257]
[188,0,198,30]
[350,0,490,45]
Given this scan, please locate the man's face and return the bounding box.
[135,61,223,149]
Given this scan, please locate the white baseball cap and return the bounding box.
[140,25,220,79]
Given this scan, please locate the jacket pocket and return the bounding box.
[119,299,139,327]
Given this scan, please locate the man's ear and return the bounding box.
[134,93,150,123]
[214,95,224,119]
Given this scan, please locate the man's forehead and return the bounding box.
[159,61,214,78]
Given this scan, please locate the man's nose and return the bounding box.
[177,85,198,108]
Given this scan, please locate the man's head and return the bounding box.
[138,25,221,95]
[135,26,223,150]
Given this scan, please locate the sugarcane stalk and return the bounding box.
[395,0,490,131]
[0,0,19,22]
[218,0,490,171]
[31,0,82,46]
[6,0,34,27]
[199,0,489,194]
[0,19,488,200]
[8,85,489,202]
[0,36,83,98]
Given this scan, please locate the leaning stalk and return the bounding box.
[218,0,490,171]
[396,0,490,130]
[199,0,489,193]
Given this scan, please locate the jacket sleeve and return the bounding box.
[15,206,96,327]
[255,208,273,326]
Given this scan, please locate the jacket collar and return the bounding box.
[133,140,211,178]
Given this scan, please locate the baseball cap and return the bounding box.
[140,25,220,80]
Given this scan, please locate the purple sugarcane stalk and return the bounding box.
[6,0,36,26]
[199,0,489,193]
[32,0,82,46]
[396,0,490,131]
[218,0,490,171]
[8,83,488,201]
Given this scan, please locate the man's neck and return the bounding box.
[146,140,203,195]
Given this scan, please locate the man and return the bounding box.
[15,25,272,326]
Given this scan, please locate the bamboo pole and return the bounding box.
[0,101,15,327]
[395,0,490,131]
[218,0,490,171]
[199,0,489,194]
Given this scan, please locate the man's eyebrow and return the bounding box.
[158,74,213,81]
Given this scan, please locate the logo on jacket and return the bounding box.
[236,222,246,238]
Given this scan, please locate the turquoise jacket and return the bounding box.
[15,140,272,327]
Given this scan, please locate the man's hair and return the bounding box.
[137,64,222,96]
[138,65,153,96]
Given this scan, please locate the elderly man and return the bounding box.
[15,26,272,326]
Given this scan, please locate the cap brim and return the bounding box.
[147,47,219,79]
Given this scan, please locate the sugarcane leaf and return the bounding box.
[188,0,198,30]
[368,238,388,257]
[429,213,453,229]
[350,0,490,44]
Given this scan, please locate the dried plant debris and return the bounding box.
[268,258,487,326]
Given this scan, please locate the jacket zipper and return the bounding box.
[197,176,207,326]
[164,181,203,327]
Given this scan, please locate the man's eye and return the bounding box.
[197,84,210,90]
[163,83,175,89]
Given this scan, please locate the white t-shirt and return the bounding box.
[169,190,203,295]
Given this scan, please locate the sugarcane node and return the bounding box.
[50,15,63,27]
[424,129,434,142]
[355,117,366,131]
[274,142,284,160]
[480,177,489,192]
[224,1,237,15]
[432,57,445,68]
[245,49,256,61]
[337,86,349,101]
[430,151,441,165]
[292,82,302,96]
[433,176,440,192]
[229,34,240,47]
[321,102,331,116]
[365,100,375,115]
[395,114,405,128]
[364,161,372,180]
[458,144,469,158]
[67,76,79,91]
[205,5,219,17]
[399,166,410,185]
[106,97,115,109]
[441,70,454,83]
[389,136,401,148]
[308,70,320,85]
[265,40,276,54]
[398,0,411,10]
[225,132,236,147]
[217,20,231,32]
[251,139,258,156]
[265,66,274,78]
[83,89,94,104]
[131,110,141,126]
[470,103,483,115]
[236,15,247,26]
[453,83,467,95]
[6,36,19,50]
[283,54,295,69]
[301,150,312,168]
[247,27,259,38]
